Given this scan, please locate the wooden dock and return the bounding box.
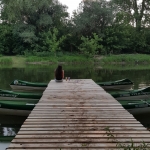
[7,79,150,149]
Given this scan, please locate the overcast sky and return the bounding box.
[59,0,142,16]
[59,0,82,16]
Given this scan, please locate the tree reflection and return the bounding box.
[3,127,16,136]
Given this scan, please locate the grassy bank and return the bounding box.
[0,56,26,68]
[101,54,150,64]
[1,54,150,67]
[26,55,94,64]
[0,54,95,67]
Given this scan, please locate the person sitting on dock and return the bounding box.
[55,65,64,82]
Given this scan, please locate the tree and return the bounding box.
[112,0,150,31]
[40,28,66,56]
[79,33,103,57]
[72,0,115,37]
[0,23,15,55]
[0,0,68,53]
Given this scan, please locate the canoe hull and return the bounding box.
[102,84,133,90]
[115,95,150,100]
[10,80,47,92]
[127,107,150,115]
[10,85,46,91]
[0,108,31,116]
[0,96,40,101]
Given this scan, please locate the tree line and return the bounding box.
[0,0,150,57]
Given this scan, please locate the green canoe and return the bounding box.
[97,78,133,90]
[10,78,133,91]
[118,99,150,115]
[0,136,15,142]
[0,100,36,116]
[10,79,47,91]
[110,86,150,100]
[0,89,42,101]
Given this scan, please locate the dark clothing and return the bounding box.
[55,70,63,80]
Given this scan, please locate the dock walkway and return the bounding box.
[7,79,150,149]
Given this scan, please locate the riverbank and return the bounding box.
[0,54,150,66]
[102,54,150,65]
[0,55,97,67]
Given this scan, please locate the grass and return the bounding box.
[101,54,150,64]
[104,127,150,149]
[1,53,150,68]
[101,64,150,70]
[26,52,93,64]
[0,57,12,65]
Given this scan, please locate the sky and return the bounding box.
[59,0,82,16]
[59,0,142,16]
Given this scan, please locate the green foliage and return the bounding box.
[0,0,68,47]
[0,0,150,55]
[129,31,149,53]
[102,25,133,54]
[26,56,57,63]
[40,28,66,56]
[102,54,150,64]
[104,127,150,149]
[79,33,103,57]
[25,53,92,64]
[112,0,150,31]
[72,0,115,37]
[0,24,15,55]
[0,57,12,64]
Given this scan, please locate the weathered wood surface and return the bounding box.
[7,79,150,149]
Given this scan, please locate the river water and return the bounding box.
[1,64,150,149]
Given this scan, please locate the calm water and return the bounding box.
[1,64,150,149]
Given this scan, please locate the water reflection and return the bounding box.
[134,112,150,128]
[0,115,26,139]
[0,143,10,150]
[3,127,16,136]
[0,115,26,149]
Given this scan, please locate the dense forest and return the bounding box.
[0,0,150,57]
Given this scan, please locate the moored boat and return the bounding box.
[0,100,36,116]
[10,79,47,91]
[0,89,42,101]
[97,78,133,90]
[110,86,150,100]
[118,99,150,115]
[10,78,133,91]
[0,136,15,142]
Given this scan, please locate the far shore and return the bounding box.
[0,54,150,66]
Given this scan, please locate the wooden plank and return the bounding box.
[16,130,150,135]
[35,103,123,106]
[7,143,150,148]
[28,114,133,118]
[27,116,135,119]
[39,99,120,103]
[23,121,140,124]
[13,133,150,139]
[18,127,145,131]
[7,147,119,150]
[33,106,128,109]
[23,118,140,123]
[21,123,143,128]
[29,112,131,115]
[29,112,131,116]
[33,108,126,111]
[36,99,121,103]
[41,94,115,99]
[31,109,128,112]
[11,138,150,143]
